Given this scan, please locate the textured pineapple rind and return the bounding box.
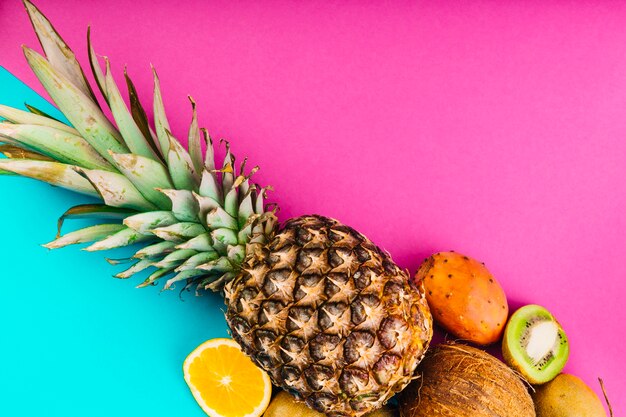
[225,215,433,417]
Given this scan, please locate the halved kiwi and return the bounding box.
[502,304,569,384]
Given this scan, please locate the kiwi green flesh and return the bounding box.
[504,304,569,384]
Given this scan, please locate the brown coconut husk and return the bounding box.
[399,343,535,417]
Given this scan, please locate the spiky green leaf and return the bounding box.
[227,245,246,264]
[206,206,237,230]
[237,216,259,245]
[187,97,203,174]
[238,188,256,227]
[23,47,129,165]
[123,211,178,234]
[108,152,173,209]
[104,60,160,161]
[124,70,161,158]
[221,144,235,192]
[197,256,234,273]
[158,188,200,222]
[256,186,270,214]
[153,249,198,269]
[175,233,213,251]
[84,227,152,251]
[23,0,99,104]
[137,266,176,288]
[43,223,125,249]
[152,67,171,156]
[199,169,222,203]
[76,167,156,210]
[204,272,236,291]
[152,222,205,242]
[56,204,136,238]
[175,251,218,272]
[133,241,176,259]
[0,104,76,134]
[166,131,198,191]
[212,228,238,247]
[0,123,114,171]
[24,103,63,123]
[193,192,221,223]
[87,27,107,100]
[224,187,239,219]
[164,269,207,290]
[0,159,98,197]
[0,144,54,161]
[201,128,215,171]
[115,258,153,279]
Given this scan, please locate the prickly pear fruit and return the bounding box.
[413,252,508,345]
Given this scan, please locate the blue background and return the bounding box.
[0,66,225,415]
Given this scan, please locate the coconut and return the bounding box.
[399,343,535,417]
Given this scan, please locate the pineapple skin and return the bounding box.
[225,215,433,417]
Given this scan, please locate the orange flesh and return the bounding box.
[186,343,268,416]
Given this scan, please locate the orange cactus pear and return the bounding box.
[413,252,508,345]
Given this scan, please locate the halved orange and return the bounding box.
[183,338,272,417]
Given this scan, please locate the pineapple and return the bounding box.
[0,2,433,416]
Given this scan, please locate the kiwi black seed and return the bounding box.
[502,304,569,384]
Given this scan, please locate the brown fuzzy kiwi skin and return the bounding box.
[264,390,398,417]
[533,374,606,417]
[399,343,535,417]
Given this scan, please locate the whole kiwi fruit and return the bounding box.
[399,343,535,417]
[533,373,606,417]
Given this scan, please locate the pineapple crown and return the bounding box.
[0,0,277,292]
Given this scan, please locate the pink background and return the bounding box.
[1,0,624,412]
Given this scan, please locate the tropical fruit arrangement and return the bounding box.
[0,2,613,417]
